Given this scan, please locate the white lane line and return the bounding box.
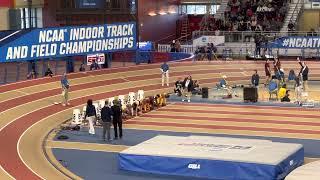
[0,165,15,180]
[12,84,171,179]
[13,90,30,96]
[0,30,21,42]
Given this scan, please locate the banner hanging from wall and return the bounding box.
[193,36,225,47]
[0,22,137,62]
[75,0,106,9]
[269,36,320,49]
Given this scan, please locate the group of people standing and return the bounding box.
[263,57,309,102]
[84,99,123,141]
[59,73,122,141]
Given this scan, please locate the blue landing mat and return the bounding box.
[52,149,210,180]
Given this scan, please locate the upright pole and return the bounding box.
[27,0,33,28]
[135,0,140,64]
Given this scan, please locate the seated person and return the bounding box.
[268,76,278,99]
[217,75,232,98]
[217,77,227,88]
[90,60,100,70]
[288,69,296,81]
[27,68,37,79]
[278,84,288,101]
[275,69,285,82]
[282,90,291,102]
[79,64,86,72]
[174,78,183,96]
[44,67,54,77]
[192,80,201,95]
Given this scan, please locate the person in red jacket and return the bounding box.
[264,59,271,86]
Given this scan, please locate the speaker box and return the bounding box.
[243,87,258,102]
[202,87,209,98]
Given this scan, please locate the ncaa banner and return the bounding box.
[271,36,320,49]
[0,22,137,62]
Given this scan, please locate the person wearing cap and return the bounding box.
[161,62,169,86]
[297,57,309,91]
[60,73,70,106]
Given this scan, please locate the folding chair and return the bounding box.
[72,109,82,125]
[268,80,278,100]
[287,69,296,89]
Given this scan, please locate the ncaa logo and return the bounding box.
[188,164,200,170]
[201,37,207,43]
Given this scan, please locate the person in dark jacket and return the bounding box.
[264,59,271,85]
[84,99,97,135]
[44,67,53,77]
[297,57,309,91]
[100,100,113,141]
[90,60,100,70]
[174,78,183,96]
[79,63,85,72]
[111,100,123,139]
[251,70,260,87]
[182,75,193,102]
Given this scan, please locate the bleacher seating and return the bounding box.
[199,0,288,32]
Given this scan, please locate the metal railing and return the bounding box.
[192,31,320,43]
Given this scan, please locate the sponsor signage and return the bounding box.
[188,164,201,170]
[179,143,253,153]
[271,36,320,49]
[87,53,105,65]
[138,41,152,51]
[193,36,225,47]
[0,22,136,62]
[76,0,106,8]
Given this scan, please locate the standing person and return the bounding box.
[264,59,271,85]
[294,76,303,104]
[84,99,97,135]
[111,100,123,139]
[60,73,70,106]
[254,34,261,58]
[251,70,260,88]
[273,58,281,74]
[100,100,113,141]
[170,40,176,52]
[298,57,309,91]
[182,75,193,102]
[160,62,169,86]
